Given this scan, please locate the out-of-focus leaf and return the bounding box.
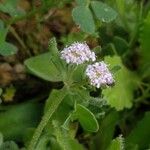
[111,65,121,74]
[72,6,95,33]
[91,1,117,23]
[0,101,43,141]
[102,56,138,110]
[24,52,62,82]
[115,0,125,16]
[140,12,150,78]
[0,133,3,147]
[0,20,4,29]
[107,136,124,150]
[113,36,129,55]
[92,111,119,150]
[0,42,17,56]
[60,32,85,45]
[0,89,2,96]
[75,0,89,6]
[0,141,19,150]
[73,104,99,132]
[0,89,2,104]
[0,0,25,17]
[126,112,150,149]
[0,29,8,43]
[0,20,8,44]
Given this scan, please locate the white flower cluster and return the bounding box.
[61,42,96,65]
[85,62,114,88]
[60,42,114,88]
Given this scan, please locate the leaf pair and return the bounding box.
[72,1,118,34]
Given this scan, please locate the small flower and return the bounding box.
[86,61,114,88]
[61,42,96,65]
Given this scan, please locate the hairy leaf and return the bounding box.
[24,52,62,82]
[53,120,84,150]
[73,104,99,132]
[107,136,124,150]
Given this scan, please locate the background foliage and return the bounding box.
[0,0,150,150]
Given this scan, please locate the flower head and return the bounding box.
[61,42,96,65]
[86,61,114,88]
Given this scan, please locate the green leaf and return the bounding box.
[0,132,3,147]
[72,6,95,33]
[0,0,25,17]
[111,65,121,74]
[0,29,8,43]
[0,20,7,44]
[75,0,89,6]
[48,37,59,57]
[0,89,2,96]
[107,136,124,150]
[102,56,138,110]
[35,135,50,150]
[0,42,17,56]
[92,111,119,150]
[0,101,43,141]
[91,1,117,23]
[48,37,66,75]
[60,32,85,46]
[113,36,129,56]
[126,112,150,149]
[0,20,4,29]
[0,89,2,104]
[24,52,62,82]
[45,91,72,134]
[115,0,125,16]
[0,141,19,150]
[139,12,150,77]
[53,120,84,150]
[74,104,99,132]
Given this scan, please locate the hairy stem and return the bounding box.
[28,89,66,150]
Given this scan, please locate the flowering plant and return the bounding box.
[0,0,150,149]
[24,38,119,149]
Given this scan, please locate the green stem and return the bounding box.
[28,88,66,150]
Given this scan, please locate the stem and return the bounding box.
[28,89,66,150]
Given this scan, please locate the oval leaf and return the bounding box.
[75,104,99,132]
[24,52,62,82]
[91,1,117,23]
[0,42,17,56]
[72,6,95,34]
